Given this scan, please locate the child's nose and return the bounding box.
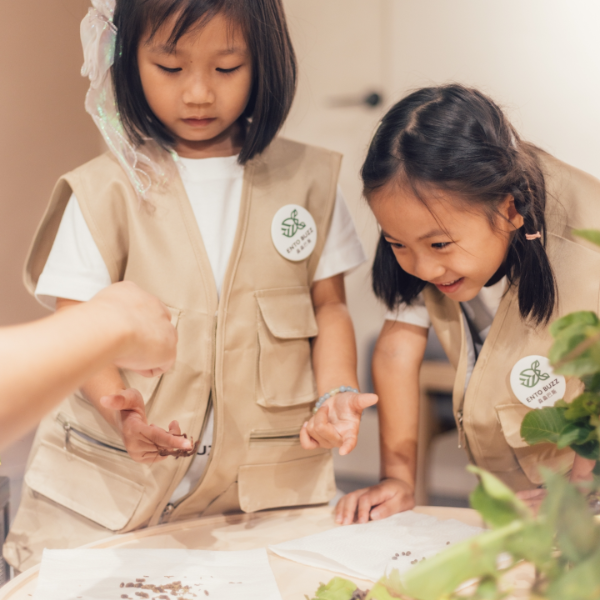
[412,255,445,283]
[183,76,215,106]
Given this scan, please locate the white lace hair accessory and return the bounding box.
[81,0,169,199]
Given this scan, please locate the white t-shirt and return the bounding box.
[385,277,507,389]
[35,154,367,505]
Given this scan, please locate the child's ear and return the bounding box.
[500,194,524,230]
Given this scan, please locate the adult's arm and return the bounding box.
[0,281,177,449]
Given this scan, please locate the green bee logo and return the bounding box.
[519,359,550,388]
[281,209,306,238]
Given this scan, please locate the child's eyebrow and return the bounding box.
[381,230,401,242]
[418,228,447,240]
[215,46,248,56]
[145,42,177,55]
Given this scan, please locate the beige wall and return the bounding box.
[389,0,600,180]
[0,0,100,326]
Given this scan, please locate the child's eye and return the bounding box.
[216,66,242,74]
[157,65,182,74]
[432,242,451,249]
[386,240,405,250]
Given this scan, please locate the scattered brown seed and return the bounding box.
[137,579,146,583]
[135,593,149,598]
[401,552,406,556]
[446,541,450,545]
[406,551,411,556]
[204,592,209,596]
[126,583,135,588]
[121,595,129,599]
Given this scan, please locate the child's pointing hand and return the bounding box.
[101,388,192,464]
[300,391,378,455]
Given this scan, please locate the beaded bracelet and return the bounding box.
[313,386,359,413]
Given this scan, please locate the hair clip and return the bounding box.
[525,231,542,241]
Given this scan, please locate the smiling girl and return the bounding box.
[335,84,600,524]
[5,0,375,570]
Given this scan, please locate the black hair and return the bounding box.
[364,84,557,325]
[112,0,297,164]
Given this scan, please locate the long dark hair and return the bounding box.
[363,84,556,325]
[112,0,297,164]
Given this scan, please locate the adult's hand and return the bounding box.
[89,281,177,376]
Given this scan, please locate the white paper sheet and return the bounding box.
[269,511,483,582]
[34,549,282,600]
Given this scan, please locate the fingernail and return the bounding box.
[183,440,192,449]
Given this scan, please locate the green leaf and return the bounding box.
[581,373,600,393]
[571,439,600,460]
[574,229,600,248]
[556,422,595,449]
[564,393,600,420]
[547,546,600,600]
[311,578,358,600]
[541,469,600,563]
[468,467,531,528]
[504,521,556,574]
[472,576,505,600]
[549,311,599,338]
[520,407,569,446]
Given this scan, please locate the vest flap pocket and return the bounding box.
[496,403,574,485]
[120,306,181,405]
[238,452,335,513]
[256,288,318,339]
[496,403,532,449]
[256,288,318,407]
[25,440,144,531]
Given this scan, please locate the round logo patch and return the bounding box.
[509,355,566,409]
[271,205,317,262]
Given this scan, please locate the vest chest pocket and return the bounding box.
[119,306,181,405]
[255,288,318,408]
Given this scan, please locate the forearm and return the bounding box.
[0,301,131,447]
[373,321,427,489]
[312,301,359,394]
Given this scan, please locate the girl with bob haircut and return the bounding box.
[6,0,375,569]
[334,84,600,524]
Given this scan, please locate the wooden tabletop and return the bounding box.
[0,505,483,600]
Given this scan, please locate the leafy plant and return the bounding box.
[310,468,600,600]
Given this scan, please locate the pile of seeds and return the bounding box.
[119,578,203,600]
[157,433,200,459]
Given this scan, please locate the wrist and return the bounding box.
[313,385,360,413]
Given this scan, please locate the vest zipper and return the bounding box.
[160,313,219,524]
[457,409,465,449]
[57,414,128,455]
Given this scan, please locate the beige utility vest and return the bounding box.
[5,138,339,571]
[423,151,600,491]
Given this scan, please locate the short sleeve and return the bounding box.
[35,194,112,309]
[313,186,367,281]
[384,293,431,329]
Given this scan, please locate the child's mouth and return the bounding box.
[183,117,216,127]
[433,278,464,294]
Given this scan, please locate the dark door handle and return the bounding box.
[327,91,383,109]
